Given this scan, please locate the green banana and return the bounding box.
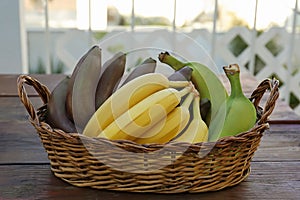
[71,46,102,133]
[119,57,157,88]
[158,52,228,127]
[46,77,76,133]
[209,64,257,141]
[168,66,193,81]
[95,52,126,109]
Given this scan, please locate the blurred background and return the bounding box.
[0,0,299,114]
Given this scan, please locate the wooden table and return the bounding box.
[0,74,299,200]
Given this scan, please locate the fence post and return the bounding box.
[249,0,258,75]
[172,0,177,32]
[285,0,298,104]
[131,0,135,32]
[44,0,51,74]
[211,0,218,61]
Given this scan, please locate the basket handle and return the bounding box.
[17,75,51,125]
[249,78,280,125]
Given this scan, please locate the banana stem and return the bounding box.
[158,52,186,70]
[169,80,190,88]
[193,96,202,120]
[182,92,194,108]
[178,86,192,98]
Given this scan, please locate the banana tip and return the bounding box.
[158,51,169,62]
[223,64,240,75]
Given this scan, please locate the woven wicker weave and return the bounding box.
[17,75,279,193]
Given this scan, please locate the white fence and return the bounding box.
[49,27,300,115]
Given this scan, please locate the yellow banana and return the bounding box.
[173,96,208,143]
[83,73,189,137]
[97,86,191,140]
[135,91,194,144]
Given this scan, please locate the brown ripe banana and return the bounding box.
[168,66,193,81]
[200,98,211,122]
[119,57,157,87]
[71,46,102,133]
[65,46,94,121]
[46,77,76,133]
[95,52,126,109]
[169,66,210,121]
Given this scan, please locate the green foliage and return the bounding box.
[29,56,66,74]
[107,44,125,54]
[229,35,248,57]
[93,31,107,40]
[290,93,300,109]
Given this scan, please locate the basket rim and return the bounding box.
[19,74,279,148]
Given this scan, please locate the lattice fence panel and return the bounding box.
[56,27,300,115]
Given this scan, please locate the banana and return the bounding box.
[168,66,193,81]
[97,86,191,140]
[168,66,210,119]
[46,77,76,133]
[82,73,189,137]
[173,96,208,143]
[135,90,194,144]
[209,64,257,141]
[95,52,126,109]
[119,57,157,88]
[69,46,102,133]
[200,98,211,122]
[65,46,97,121]
[158,52,228,127]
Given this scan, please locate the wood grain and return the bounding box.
[0,162,299,200]
[0,74,66,97]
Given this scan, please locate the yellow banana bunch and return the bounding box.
[83,73,190,138]
[134,91,194,144]
[173,96,208,143]
[97,86,191,140]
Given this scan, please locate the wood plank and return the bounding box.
[268,124,300,132]
[253,131,300,162]
[0,162,299,200]
[0,74,66,97]
[0,97,43,121]
[0,97,49,164]
[0,121,49,164]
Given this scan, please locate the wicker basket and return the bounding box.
[17,75,279,193]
